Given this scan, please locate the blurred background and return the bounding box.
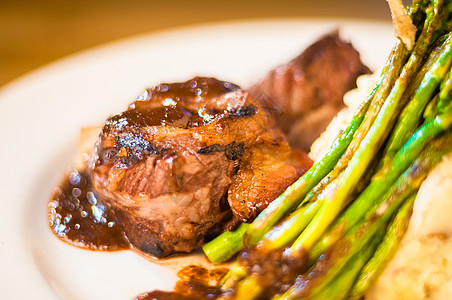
[0,0,392,88]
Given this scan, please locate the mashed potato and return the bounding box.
[309,73,452,300]
[309,73,379,163]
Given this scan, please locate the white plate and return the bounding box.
[0,19,394,299]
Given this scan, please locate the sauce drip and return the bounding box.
[48,170,230,300]
[137,265,228,300]
[48,169,129,251]
[48,77,249,298]
[108,105,208,130]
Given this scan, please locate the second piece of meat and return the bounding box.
[250,31,371,152]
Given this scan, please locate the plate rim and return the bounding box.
[0,18,394,300]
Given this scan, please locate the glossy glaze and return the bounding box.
[48,169,129,251]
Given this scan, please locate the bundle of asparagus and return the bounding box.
[201,0,452,299]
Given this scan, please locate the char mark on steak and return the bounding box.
[198,141,245,161]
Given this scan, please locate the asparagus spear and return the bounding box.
[243,94,372,246]
[257,199,322,251]
[423,93,440,121]
[305,229,385,300]
[247,36,452,254]
[323,33,452,251]
[245,36,408,248]
[281,131,452,299]
[310,98,452,261]
[298,195,413,300]
[229,124,452,300]
[205,91,374,264]
[383,32,452,163]
[207,2,452,298]
[289,2,450,254]
[203,223,250,264]
[204,0,430,263]
[348,196,416,300]
[436,68,452,114]
[244,5,427,246]
[230,276,262,300]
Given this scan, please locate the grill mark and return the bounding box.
[227,105,256,119]
[197,141,245,161]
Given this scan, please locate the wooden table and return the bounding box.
[0,0,391,88]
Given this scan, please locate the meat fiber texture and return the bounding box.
[310,73,452,300]
[90,77,312,257]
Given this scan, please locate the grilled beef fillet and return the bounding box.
[250,31,371,152]
[90,77,312,257]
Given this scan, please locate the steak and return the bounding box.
[249,31,371,152]
[86,32,370,258]
[90,77,312,257]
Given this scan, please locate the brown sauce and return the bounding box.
[104,77,247,135]
[48,169,129,250]
[137,265,228,300]
[149,77,239,100]
[136,290,197,300]
[108,105,208,130]
[47,77,255,298]
[48,169,231,299]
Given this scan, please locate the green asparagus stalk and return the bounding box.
[243,95,371,247]
[325,0,429,180]
[204,0,429,263]
[208,2,452,299]
[348,195,416,300]
[231,276,262,300]
[406,36,448,122]
[305,0,432,199]
[304,229,385,300]
[245,35,410,248]
[232,129,452,300]
[310,104,452,261]
[282,197,404,300]
[290,82,410,253]
[423,93,440,121]
[203,223,250,264]
[282,131,452,299]
[436,68,452,114]
[219,263,247,290]
[257,199,322,251]
[243,7,426,246]
[289,4,450,254]
[203,86,373,264]
[247,37,452,255]
[383,32,452,163]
